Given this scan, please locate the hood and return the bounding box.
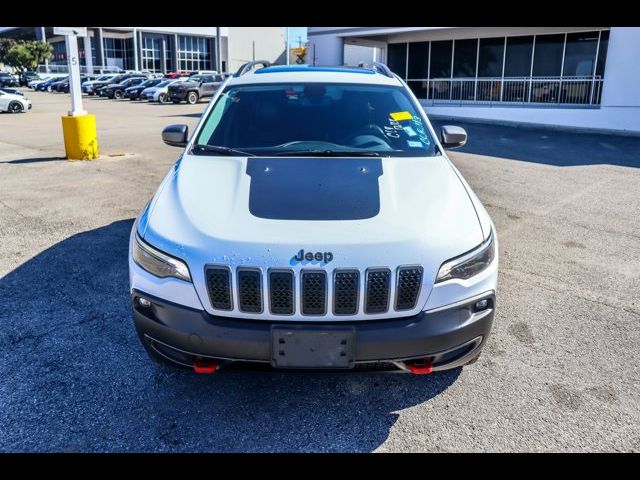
[2,93,26,102]
[142,154,484,318]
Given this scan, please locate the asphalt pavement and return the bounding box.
[0,91,639,452]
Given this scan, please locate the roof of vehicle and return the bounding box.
[227,64,404,87]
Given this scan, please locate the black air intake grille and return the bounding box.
[334,270,359,315]
[237,269,262,313]
[205,267,232,310]
[365,269,391,314]
[395,266,423,310]
[269,270,294,315]
[301,271,327,315]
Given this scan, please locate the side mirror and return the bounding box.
[162,124,189,147]
[440,125,467,149]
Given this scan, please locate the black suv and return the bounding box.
[19,71,40,87]
[167,74,225,104]
[0,72,19,88]
[92,73,147,96]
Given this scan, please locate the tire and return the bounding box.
[114,89,123,100]
[8,101,24,113]
[186,91,199,105]
[158,93,168,104]
[46,85,52,92]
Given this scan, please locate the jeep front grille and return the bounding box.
[333,270,359,315]
[365,268,391,314]
[237,268,263,313]
[269,270,294,315]
[205,267,232,310]
[395,266,423,310]
[204,265,425,318]
[301,270,327,315]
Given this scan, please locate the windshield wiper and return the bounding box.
[270,150,380,157]
[191,144,255,156]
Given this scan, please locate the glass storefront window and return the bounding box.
[387,43,407,78]
[453,39,478,77]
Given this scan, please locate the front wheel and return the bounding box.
[186,91,199,105]
[158,93,169,104]
[114,89,123,100]
[8,101,24,113]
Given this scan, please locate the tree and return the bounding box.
[0,38,16,64]
[4,41,53,71]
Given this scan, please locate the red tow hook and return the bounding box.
[193,358,219,374]
[406,358,433,375]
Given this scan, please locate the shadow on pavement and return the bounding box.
[430,118,640,168]
[0,219,459,452]
[162,113,203,118]
[4,156,67,164]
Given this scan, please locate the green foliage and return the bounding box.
[0,38,16,63]
[3,41,53,71]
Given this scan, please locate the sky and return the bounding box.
[286,27,308,47]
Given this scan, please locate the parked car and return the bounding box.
[82,73,121,95]
[0,72,19,88]
[125,78,163,100]
[100,76,147,99]
[19,71,40,87]
[58,75,95,93]
[0,88,25,96]
[28,75,56,89]
[93,73,149,96]
[35,77,62,91]
[130,62,498,374]
[140,78,187,103]
[0,89,31,113]
[49,76,71,92]
[168,74,225,104]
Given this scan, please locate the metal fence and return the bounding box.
[411,76,603,106]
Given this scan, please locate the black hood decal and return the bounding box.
[246,158,382,221]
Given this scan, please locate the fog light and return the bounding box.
[138,297,151,308]
[475,299,489,311]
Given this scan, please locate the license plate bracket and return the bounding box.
[271,326,356,369]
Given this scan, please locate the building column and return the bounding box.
[172,34,179,72]
[209,37,217,71]
[83,35,94,74]
[132,28,139,71]
[137,31,144,72]
[96,28,105,68]
[161,37,167,74]
[215,27,222,72]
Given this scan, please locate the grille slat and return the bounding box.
[269,270,294,315]
[237,269,263,313]
[301,271,327,315]
[365,269,391,314]
[334,270,360,315]
[205,267,232,310]
[395,266,423,310]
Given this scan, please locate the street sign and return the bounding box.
[53,27,87,37]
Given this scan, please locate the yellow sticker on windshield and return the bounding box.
[390,111,413,121]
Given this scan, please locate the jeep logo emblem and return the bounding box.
[293,249,333,264]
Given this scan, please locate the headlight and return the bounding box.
[132,234,191,282]
[435,231,495,283]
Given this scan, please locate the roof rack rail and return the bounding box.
[357,61,394,78]
[234,60,272,77]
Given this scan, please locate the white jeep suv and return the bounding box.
[129,62,498,374]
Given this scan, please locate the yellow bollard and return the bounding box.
[61,114,99,160]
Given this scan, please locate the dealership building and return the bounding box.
[308,27,640,133]
[0,27,286,74]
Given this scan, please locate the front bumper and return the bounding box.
[132,289,495,371]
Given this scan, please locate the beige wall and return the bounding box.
[227,27,286,72]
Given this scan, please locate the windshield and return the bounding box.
[156,80,172,88]
[97,75,111,81]
[140,79,158,88]
[194,83,436,157]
